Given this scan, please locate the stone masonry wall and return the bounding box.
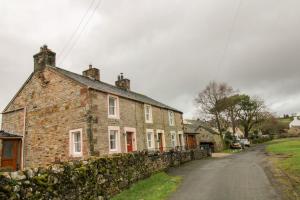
[196,128,224,152]
[0,149,208,200]
[2,67,90,168]
[90,89,184,155]
[1,109,24,136]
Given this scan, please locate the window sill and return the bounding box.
[70,153,83,158]
[108,115,120,119]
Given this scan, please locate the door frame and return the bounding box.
[124,127,137,153]
[177,131,184,148]
[156,129,165,151]
[1,138,22,171]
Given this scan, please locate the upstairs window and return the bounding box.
[168,111,175,126]
[144,104,153,123]
[108,95,119,118]
[69,129,83,157]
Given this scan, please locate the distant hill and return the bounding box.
[277,117,293,127]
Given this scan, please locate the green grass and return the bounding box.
[112,172,182,200]
[277,117,293,125]
[266,138,300,174]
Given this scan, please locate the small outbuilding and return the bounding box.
[183,120,224,152]
[0,130,23,171]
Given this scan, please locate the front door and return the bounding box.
[157,133,163,152]
[187,135,197,149]
[126,132,133,152]
[1,139,22,171]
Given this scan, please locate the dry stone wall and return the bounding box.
[0,149,208,200]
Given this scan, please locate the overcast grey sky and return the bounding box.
[1,0,300,119]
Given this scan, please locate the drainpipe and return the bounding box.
[87,88,94,156]
[22,107,27,170]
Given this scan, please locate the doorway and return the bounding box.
[186,135,197,149]
[126,132,134,152]
[1,139,22,171]
[157,133,164,152]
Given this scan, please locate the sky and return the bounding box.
[1,0,300,121]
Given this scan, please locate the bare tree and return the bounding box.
[195,81,234,138]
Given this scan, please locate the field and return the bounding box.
[266,138,300,199]
[112,172,181,200]
[267,138,300,174]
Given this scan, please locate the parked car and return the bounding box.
[230,140,242,149]
[240,139,250,147]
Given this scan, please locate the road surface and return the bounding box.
[168,145,281,200]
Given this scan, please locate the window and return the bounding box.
[146,129,154,149]
[170,131,177,148]
[178,131,184,147]
[69,129,83,157]
[108,126,120,152]
[108,95,119,118]
[144,104,153,123]
[110,130,117,150]
[3,141,13,158]
[168,111,175,126]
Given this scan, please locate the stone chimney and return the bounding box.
[82,65,100,81]
[33,45,56,72]
[115,73,130,90]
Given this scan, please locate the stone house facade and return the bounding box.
[183,119,223,152]
[0,46,184,170]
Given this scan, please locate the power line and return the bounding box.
[58,0,102,65]
[217,0,242,69]
[58,0,97,60]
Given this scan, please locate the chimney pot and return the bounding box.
[33,45,56,72]
[115,73,130,90]
[82,65,100,81]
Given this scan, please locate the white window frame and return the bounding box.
[178,131,185,147]
[170,131,177,148]
[146,129,155,150]
[168,111,175,126]
[69,128,83,157]
[144,104,153,123]
[107,95,120,119]
[108,126,121,153]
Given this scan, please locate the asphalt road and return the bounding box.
[168,146,281,200]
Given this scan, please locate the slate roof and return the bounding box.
[183,119,218,135]
[0,130,23,138]
[53,67,182,113]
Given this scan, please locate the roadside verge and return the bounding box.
[264,138,300,200]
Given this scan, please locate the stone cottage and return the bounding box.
[183,119,223,152]
[0,45,184,170]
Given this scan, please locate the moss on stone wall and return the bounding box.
[0,149,208,200]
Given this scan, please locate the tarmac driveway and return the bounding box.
[168,145,281,200]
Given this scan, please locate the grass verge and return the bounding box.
[112,172,182,200]
[266,138,300,199]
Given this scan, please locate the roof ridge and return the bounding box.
[52,67,182,113]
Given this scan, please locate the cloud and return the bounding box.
[1,0,300,122]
